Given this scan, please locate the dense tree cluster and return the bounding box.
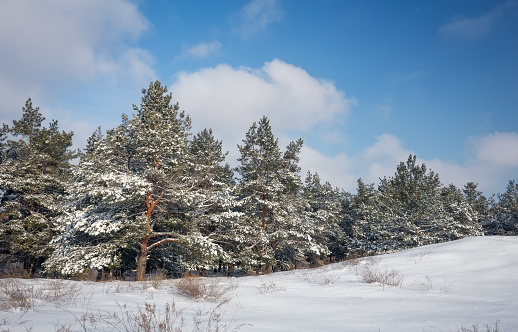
[1,81,516,279]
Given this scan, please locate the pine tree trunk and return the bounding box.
[137,193,158,282]
[136,239,148,281]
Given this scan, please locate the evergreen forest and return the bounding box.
[1,81,516,281]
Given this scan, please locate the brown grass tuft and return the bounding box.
[174,276,236,301]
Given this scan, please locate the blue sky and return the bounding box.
[1,0,517,195]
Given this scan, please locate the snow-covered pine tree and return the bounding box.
[46,81,223,280]
[376,155,444,250]
[439,184,483,238]
[235,117,321,272]
[273,139,330,269]
[0,125,9,261]
[235,117,282,271]
[188,128,234,236]
[0,99,76,275]
[349,178,386,254]
[303,171,346,264]
[180,128,238,274]
[44,122,151,277]
[463,182,489,220]
[359,155,484,253]
[0,125,7,163]
[484,180,518,235]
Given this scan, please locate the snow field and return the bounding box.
[1,236,516,331]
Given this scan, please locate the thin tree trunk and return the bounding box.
[136,238,149,281]
[136,192,163,281]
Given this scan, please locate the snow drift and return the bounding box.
[1,236,517,331]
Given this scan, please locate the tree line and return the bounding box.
[0,81,516,280]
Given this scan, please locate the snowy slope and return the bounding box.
[1,236,517,331]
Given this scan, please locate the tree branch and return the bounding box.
[148,237,177,250]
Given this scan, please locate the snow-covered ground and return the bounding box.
[1,236,517,331]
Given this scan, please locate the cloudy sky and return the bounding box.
[1,0,517,195]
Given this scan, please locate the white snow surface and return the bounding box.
[2,236,517,331]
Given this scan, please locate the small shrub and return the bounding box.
[356,265,403,288]
[345,249,373,261]
[299,271,341,286]
[0,265,25,279]
[0,278,41,312]
[68,301,185,332]
[192,300,249,332]
[414,275,454,294]
[147,271,167,290]
[457,320,502,332]
[0,278,82,312]
[411,250,434,264]
[76,269,100,282]
[74,269,119,282]
[134,272,168,293]
[114,302,184,332]
[174,276,236,301]
[113,282,128,294]
[56,300,248,332]
[257,281,286,294]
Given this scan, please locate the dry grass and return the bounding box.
[410,250,434,264]
[355,257,403,288]
[132,272,168,294]
[0,278,40,312]
[76,269,100,282]
[299,271,342,286]
[457,320,503,332]
[413,275,454,294]
[106,302,184,332]
[56,301,185,332]
[174,276,236,302]
[0,265,26,279]
[356,266,403,288]
[192,300,249,332]
[147,271,167,290]
[53,300,248,332]
[256,280,287,294]
[0,278,82,312]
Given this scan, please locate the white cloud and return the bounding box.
[362,132,518,195]
[299,146,356,190]
[170,60,516,195]
[298,131,518,195]
[0,0,155,125]
[182,41,223,59]
[358,134,413,182]
[296,134,412,193]
[469,132,518,168]
[171,59,354,155]
[237,0,283,38]
[98,48,156,84]
[439,1,516,39]
[354,132,518,195]
[425,159,477,188]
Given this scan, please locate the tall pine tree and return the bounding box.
[235,116,323,272]
[463,182,489,220]
[484,180,518,235]
[46,82,223,280]
[303,172,346,264]
[0,99,76,275]
[349,178,385,254]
